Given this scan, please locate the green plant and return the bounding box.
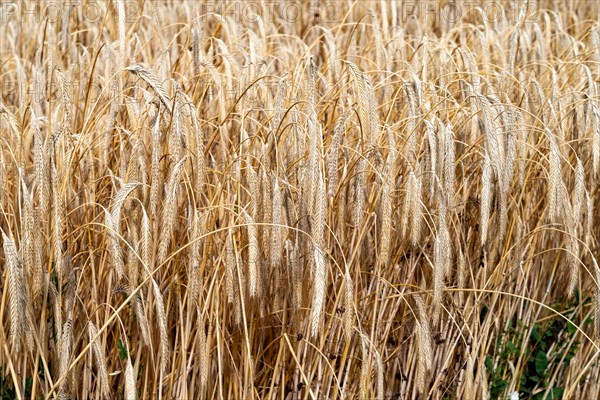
[486,296,587,399]
[0,367,38,400]
[118,338,129,361]
[0,367,16,400]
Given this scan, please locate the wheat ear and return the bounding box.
[88,322,110,399]
[245,211,260,298]
[152,280,170,376]
[157,157,187,265]
[124,355,136,400]
[480,153,492,246]
[3,232,25,355]
[414,295,433,393]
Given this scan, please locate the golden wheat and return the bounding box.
[2,2,600,399]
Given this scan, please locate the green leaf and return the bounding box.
[118,339,128,360]
[490,379,507,397]
[535,351,549,376]
[485,356,493,371]
[480,306,489,324]
[549,387,564,399]
[531,326,541,342]
[507,341,516,354]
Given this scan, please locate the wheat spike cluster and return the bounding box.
[2,0,600,399]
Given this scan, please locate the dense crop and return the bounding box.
[1,1,600,399]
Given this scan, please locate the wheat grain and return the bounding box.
[433,231,444,322]
[56,70,72,137]
[481,153,492,246]
[287,239,302,313]
[442,122,455,210]
[150,108,162,217]
[414,295,432,393]
[141,207,152,279]
[327,111,348,197]
[170,84,184,161]
[157,157,187,265]
[197,305,209,388]
[188,209,204,305]
[573,157,585,230]
[20,177,40,298]
[359,334,370,399]
[310,245,327,338]
[379,162,392,268]
[245,211,260,298]
[88,322,110,399]
[124,356,136,400]
[105,209,125,279]
[547,129,562,222]
[58,319,73,395]
[50,146,65,282]
[424,119,437,199]
[3,232,25,355]
[353,155,367,230]
[225,231,236,304]
[152,280,170,376]
[408,165,423,246]
[585,190,593,247]
[464,353,475,400]
[125,65,172,112]
[260,168,272,258]
[346,61,370,141]
[344,269,354,340]
[271,179,284,267]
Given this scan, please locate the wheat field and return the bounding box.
[1,0,600,399]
